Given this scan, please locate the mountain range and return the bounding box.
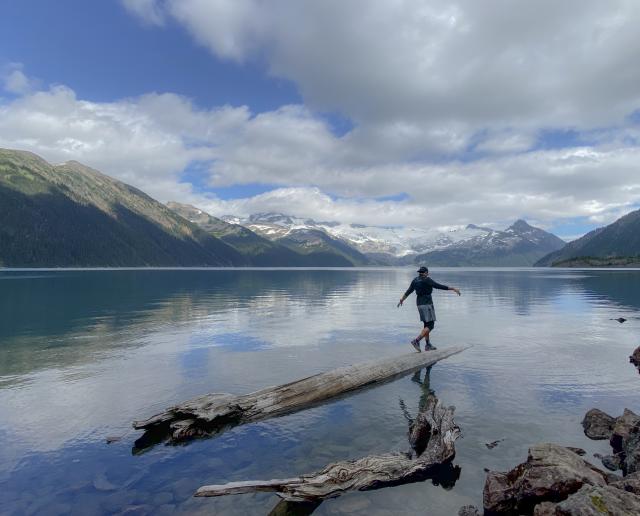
[166,202,366,266]
[535,208,640,266]
[218,212,566,266]
[5,147,638,268]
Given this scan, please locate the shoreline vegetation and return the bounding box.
[551,256,640,267]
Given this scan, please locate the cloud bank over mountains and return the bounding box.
[2,0,640,235]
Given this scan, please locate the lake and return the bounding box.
[1,268,639,515]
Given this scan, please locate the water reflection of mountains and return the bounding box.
[2,269,638,380]
[0,270,364,378]
[441,269,640,315]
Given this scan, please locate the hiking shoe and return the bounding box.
[411,339,421,352]
[424,342,437,351]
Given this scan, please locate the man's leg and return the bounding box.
[416,322,430,342]
[411,322,429,351]
[424,322,436,350]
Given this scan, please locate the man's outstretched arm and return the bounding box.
[428,278,461,295]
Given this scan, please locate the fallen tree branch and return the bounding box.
[132,346,468,452]
[195,393,460,501]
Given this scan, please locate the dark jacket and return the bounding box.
[404,276,449,305]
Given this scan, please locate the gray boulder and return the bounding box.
[610,409,640,475]
[610,471,640,494]
[458,505,481,516]
[582,408,615,440]
[537,484,640,515]
[483,444,609,515]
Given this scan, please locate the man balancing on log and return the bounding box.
[398,266,461,352]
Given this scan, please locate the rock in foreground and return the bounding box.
[630,345,640,370]
[582,408,616,440]
[483,444,609,515]
[583,407,640,475]
[533,484,640,515]
[610,409,640,475]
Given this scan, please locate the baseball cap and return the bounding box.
[417,266,428,273]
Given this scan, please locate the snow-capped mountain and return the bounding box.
[220,213,566,266]
[413,219,567,266]
[222,212,495,258]
[168,203,369,266]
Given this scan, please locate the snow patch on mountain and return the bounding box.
[222,212,494,257]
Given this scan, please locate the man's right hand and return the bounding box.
[397,299,403,307]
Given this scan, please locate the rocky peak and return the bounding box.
[508,219,534,233]
[466,223,492,232]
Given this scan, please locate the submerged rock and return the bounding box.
[458,505,481,516]
[582,408,615,440]
[537,484,640,515]
[92,472,118,492]
[483,444,609,515]
[599,454,622,472]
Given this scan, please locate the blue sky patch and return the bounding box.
[547,217,600,241]
[375,192,410,202]
[0,0,300,112]
[535,129,589,150]
[180,162,279,199]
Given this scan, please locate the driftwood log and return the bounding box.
[195,392,460,501]
[133,346,468,451]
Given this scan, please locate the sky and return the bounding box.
[1,0,640,240]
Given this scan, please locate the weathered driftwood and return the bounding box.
[195,393,460,501]
[133,346,468,451]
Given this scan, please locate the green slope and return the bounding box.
[0,149,245,267]
[167,202,312,266]
[275,228,370,266]
[167,202,367,266]
[535,209,640,266]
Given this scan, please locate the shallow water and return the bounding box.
[1,268,639,515]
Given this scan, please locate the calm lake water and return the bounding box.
[1,268,639,515]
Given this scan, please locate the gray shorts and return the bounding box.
[418,304,436,323]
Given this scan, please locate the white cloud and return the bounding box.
[474,130,536,154]
[169,0,266,62]
[143,0,640,135]
[116,0,640,236]
[1,76,639,235]
[0,84,248,202]
[4,70,31,95]
[2,64,36,95]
